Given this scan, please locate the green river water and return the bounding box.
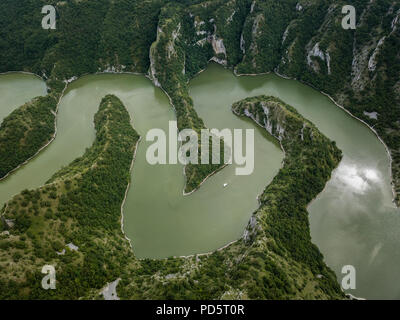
[0,64,399,299]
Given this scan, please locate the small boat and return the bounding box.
[223,183,228,187]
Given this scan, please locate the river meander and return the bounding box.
[0,64,399,299]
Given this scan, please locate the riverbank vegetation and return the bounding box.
[117,96,344,299]
[1,0,398,201]
[0,0,397,299]
[0,95,344,299]
[0,80,64,180]
[0,95,139,299]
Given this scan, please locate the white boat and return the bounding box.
[223,183,228,187]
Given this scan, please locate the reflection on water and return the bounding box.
[192,64,400,300]
[310,156,400,299]
[335,162,381,194]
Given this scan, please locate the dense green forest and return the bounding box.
[0,95,140,298]
[0,79,64,180]
[0,0,398,201]
[0,0,398,299]
[0,95,344,299]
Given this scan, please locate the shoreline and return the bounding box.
[273,69,396,206]
[231,106,287,204]
[142,102,288,261]
[174,238,240,260]
[0,67,303,264]
[1,64,397,264]
[0,78,67,183]
[182,163,229,196]
[319,90,397,206]
[2,65,396,204]
[0,69,148,183]
[146,62,222,197]
[120,136,142,251]
[0,70,46,81]
[234,67,397,207]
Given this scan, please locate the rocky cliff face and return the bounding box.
[234,0,400,204]
[166,0,400,204]
[1,0,398,203]
[2,0,382,300]
[144,0,400,203]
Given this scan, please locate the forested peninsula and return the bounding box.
[0,0,399,202]
[0,79,65,180]
[0,0,398,300]
[0,95,344,299]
